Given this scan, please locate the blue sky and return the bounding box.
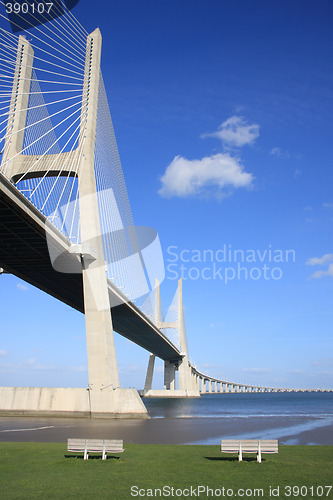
[0,0,332,390]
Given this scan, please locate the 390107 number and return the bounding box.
[284,485,332,497]
[5,2,54,15]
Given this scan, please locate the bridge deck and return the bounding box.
[0,174,181,362]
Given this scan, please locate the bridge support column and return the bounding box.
[80,29,118,393]
[1,36,33,179]
[190,370,194,391]
[192,372,196,392]
[201,378,206,393]
[164,361,176,391]
[175,279,199,397]
[77,29,147,417]
[144,354,155,393]
[178,356,192,393]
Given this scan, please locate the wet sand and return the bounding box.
[0,415,332,445]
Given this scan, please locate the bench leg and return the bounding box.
[257,442,261,463]
[238,442,242,462]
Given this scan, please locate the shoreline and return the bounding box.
[0,414,332,446]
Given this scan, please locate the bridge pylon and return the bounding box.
[143,278,200,398]
[0,30,147,418]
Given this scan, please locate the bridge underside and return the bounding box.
[0,174,181,362]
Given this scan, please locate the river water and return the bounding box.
[0,392,332,445]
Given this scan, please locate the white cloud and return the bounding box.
[209,322,224,328]
[119,363,144,374]
[0,360,86,374]
[202,116,260,147]
[306,254,333,280]
[270,147,290,158]
[306,254,333,266]
[158,153,254,198]
[311,358,333,367]
[308,263,333,280]
[72,365,88,373]
[16,282,28,291]
[0,350,8,356]
[270,147,282,156]
[313,370,333,378]
[294,169,301,179]
[243,368,271,374]
[33,363,58,371]
[323,203,333,209]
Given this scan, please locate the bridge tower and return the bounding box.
[143,278,200,397]
[1,31,147,417]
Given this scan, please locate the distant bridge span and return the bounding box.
[190,367,333,394]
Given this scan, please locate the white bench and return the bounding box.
[221,439,278,463]
[67,438,124,460]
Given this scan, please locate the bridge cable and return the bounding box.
[0,1,87,60]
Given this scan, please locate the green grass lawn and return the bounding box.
[0,443,332,499]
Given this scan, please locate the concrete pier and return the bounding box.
[0,387,148,418]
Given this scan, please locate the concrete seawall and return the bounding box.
[0,387,149,418]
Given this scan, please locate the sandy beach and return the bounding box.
[0,414,332,446]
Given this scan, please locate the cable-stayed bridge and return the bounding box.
[0,7,330,417]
